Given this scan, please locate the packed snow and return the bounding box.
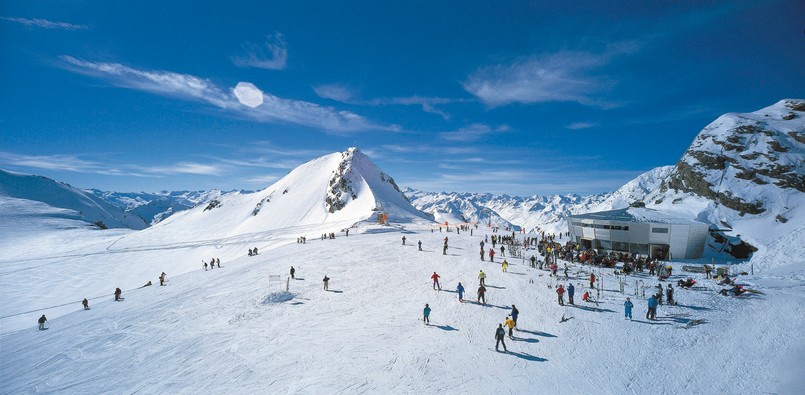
[2,218,803,393]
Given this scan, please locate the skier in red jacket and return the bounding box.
[431,272,441,290]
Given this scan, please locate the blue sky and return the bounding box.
[1,1,803,196]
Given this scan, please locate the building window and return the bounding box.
[651,227,668,233]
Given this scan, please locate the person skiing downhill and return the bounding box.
[457,282,465,301]
[495,324,507,352]
[567,283,575,305]
[431,272,441,290]
[478,270,487,286]
[38,314,47,330]
[402,236,406,245]
[478,285,487,304]
[423,304,431,324]
[504,316,516,339]
[624,297,634,320]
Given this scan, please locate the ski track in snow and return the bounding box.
[1,222,803,394]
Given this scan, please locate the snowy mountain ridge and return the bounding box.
[0,169,147,230]
[87,188,238,225]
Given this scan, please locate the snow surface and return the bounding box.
[2,218,803,394]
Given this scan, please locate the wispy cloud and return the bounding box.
[137,162,223,176]
[440,123,509,142]
[0,151,231,177]
[312,83,464,120]
[59,56,391,133]
[0,16,88,30]
[232,33,288,70]
[567,122,596,130]
[313,84,354,102]
[0,151,128,176]
[463,43,638,108]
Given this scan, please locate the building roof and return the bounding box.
[569,207,708,226]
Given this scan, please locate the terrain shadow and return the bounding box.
[505,351,547,362]
[568,304,615,313]
[517,329,557,338]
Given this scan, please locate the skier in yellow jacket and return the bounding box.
[503,316,516,339]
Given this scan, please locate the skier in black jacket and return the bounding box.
[495,324,507,352]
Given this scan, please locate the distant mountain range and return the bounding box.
[2,99,802,259]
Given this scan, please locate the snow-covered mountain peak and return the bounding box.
[660,99,803,214]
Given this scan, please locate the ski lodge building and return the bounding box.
[567,207,710,259]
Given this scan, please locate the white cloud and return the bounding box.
[0,17,88,30]
[232,33,288,70]
[313,84,463,120]
[463,45,637,108]
[59,56,389,133]
[439,123,508,142]
[313,84,354,102]
[234,82,264,108]
[0,151,127,176]
[567,122,596,130]
[139,162,223,176]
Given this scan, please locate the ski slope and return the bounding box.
[2,220,803,394]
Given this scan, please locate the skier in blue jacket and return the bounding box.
[456,282,465,302]
[624,297,634,320]
[646,295,658,320]
[423,304,431,324]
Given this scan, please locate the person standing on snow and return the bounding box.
[457,282,465,302]
[646,295,658,320]
[478,285,487,304]
[114,288,122,301]
[431,272,442,290]
[480,247,485,261]
[478,270,487,286]
[666,284,675,305]
[589,273,596,288]
[495,324,508,352]
[556,284,565,306]
[323,275,330,291]
[489,249,495,263]
[82,298,89,310]
[402,236,406,245]
[290,266,295,279]
[624,297,634,320]
[656,284,664,305]
[504,316,516,339]
[423,304,431,324]
[418,241,422,251]
[567,283,575,305]
[38,314,47,330]
[500,246,505,257]
[502,259,509,272]
[159,272,166,286]
[511,305,519,326]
